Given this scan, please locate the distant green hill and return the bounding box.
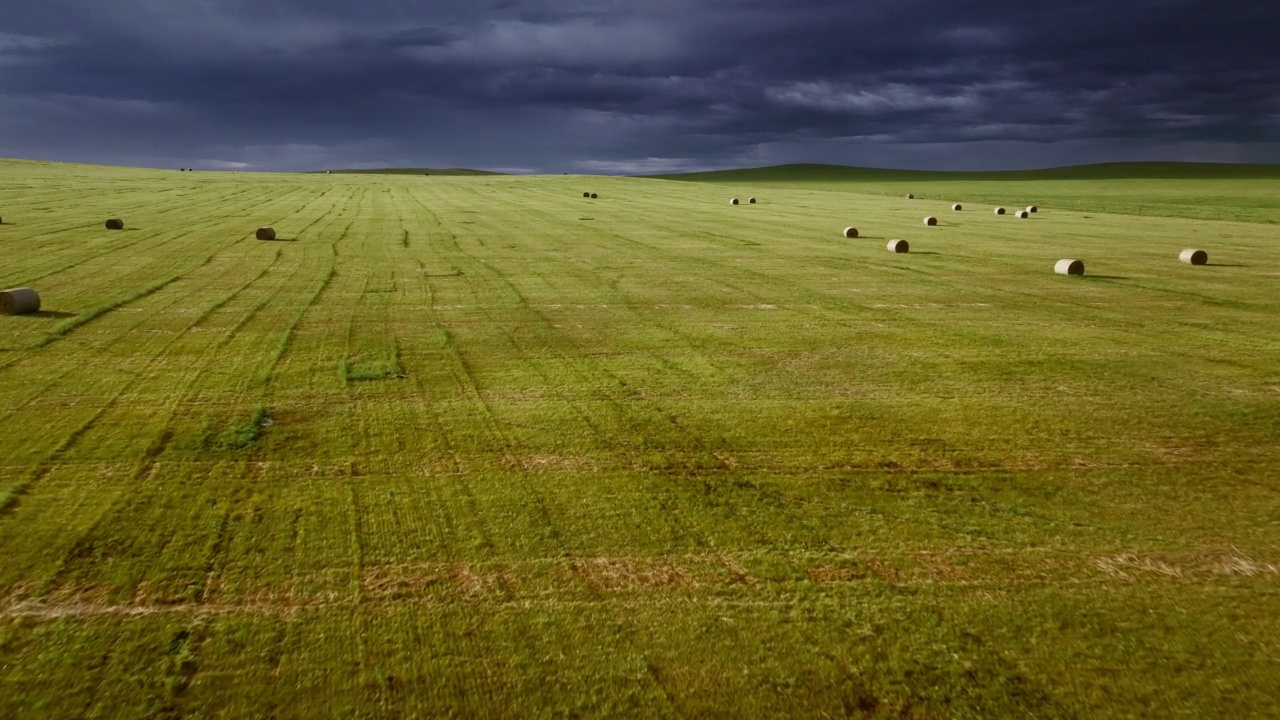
[652,162,1280,183]
[322,167,504,176]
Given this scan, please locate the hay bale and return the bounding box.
[842,226,859,238]
[590,193,598,199]
[887,239,909,253]
[952,203,962,211]
[923,216,938,226]
[748,197,757,204]
[1179,249,1208,265]
[583,192,591,198]
[1026,205,1038,213]
[1016,210,1030,219]
[255,227,277,241]
[993,207,1006,215]
[105,218,124,230]
[906,193,914,199]
[730,198,739,205]
[0,287,40,315]
[1054,259,1084,276]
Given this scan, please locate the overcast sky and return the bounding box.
[1,0,1277,173]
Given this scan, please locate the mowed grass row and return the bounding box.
[0,161,1278,717]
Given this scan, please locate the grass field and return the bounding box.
[656,162,1280,225]
[1,157,1278,718]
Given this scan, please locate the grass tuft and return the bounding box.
[216,406,271,451]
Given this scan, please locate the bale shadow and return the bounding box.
[1206,263,1247,268]
[912,251,942,255]
[1087,275,1129,281]
[26,310,77,319]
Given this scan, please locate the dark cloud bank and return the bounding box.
[1,0,1277,173]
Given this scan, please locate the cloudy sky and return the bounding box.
[1,0,1277,173]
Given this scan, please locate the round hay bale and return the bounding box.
[1179,249,1208,265]
[255,227,277,241]
[906,193,914,199]
[952,203,962,211]
[105,218,124,230]
[583,192,590,198]
[887,239,909,253]
[0,287,40,315]
[590,193,598,199]
[1016,210,1030,219]
[748,197,757,204]
[923,216,937,226]
[730,198,739,205]
[993,207,1006,215]
[326,171,332,174]
[842,227,859,238]
[1026,205,1038,213]
[1054,259,1085,276]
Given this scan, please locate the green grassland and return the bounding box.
[324,167,504,176]
[657,162,1280,224]
[1,157,1278,717]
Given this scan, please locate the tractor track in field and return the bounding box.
[4,546,1276,619]
[0,184,303,290]
[0,246,291,522]
[0,185,352,521]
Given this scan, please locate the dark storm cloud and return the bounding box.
[0,0,1276,171]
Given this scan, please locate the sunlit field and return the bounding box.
[1,158,1278,717]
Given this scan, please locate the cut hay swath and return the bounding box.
[1055,259,1085,276]
[887,239,909,253]
[842,227,859,238]
[994,207,1006,215]
[952,204,962,211]
[923,216,938,226]
[255,227,277,241]
[0,287,40,315]
[105,218,124,230]
[1180,249,1208,265]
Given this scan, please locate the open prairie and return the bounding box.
[1,158,1278,717]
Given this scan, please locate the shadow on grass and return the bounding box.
[1206,263,1247,268]
[912,251,942,255]
[1087,275,1129,281]
[26,310,78,319]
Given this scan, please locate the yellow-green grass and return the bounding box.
[1,157,1279,717]
[656,162,1280,224]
